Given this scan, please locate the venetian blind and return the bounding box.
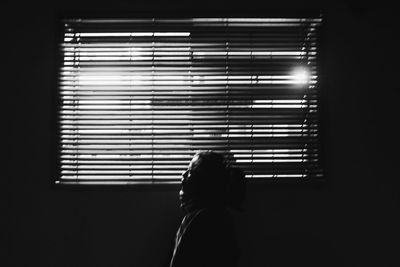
[57,17,323,184]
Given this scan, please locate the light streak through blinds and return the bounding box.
[57,17,323,184]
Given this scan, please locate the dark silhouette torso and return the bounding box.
[170,207,238,267]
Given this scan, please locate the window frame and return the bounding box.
[52,10,328,190]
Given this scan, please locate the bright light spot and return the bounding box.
[291,67,310,84]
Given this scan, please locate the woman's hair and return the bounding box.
[191,151,228,185]
[189,151,246,210]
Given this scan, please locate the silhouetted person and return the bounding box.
[169,151,244,267]
[227,167,246,212]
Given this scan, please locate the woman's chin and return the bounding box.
[179,190,185,202]
[179,191,194,208]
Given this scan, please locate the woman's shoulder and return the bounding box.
[189,207,234,233]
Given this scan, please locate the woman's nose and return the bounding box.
[181,170,188,182]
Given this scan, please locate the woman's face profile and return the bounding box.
[179,155,200,205]
[179,151,228,209]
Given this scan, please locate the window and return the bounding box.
[56,17,323,185]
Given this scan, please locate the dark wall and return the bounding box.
[5,1,399,266]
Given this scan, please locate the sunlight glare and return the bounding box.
[291,67,310,84]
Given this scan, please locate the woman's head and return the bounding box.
[180,151,229,209]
